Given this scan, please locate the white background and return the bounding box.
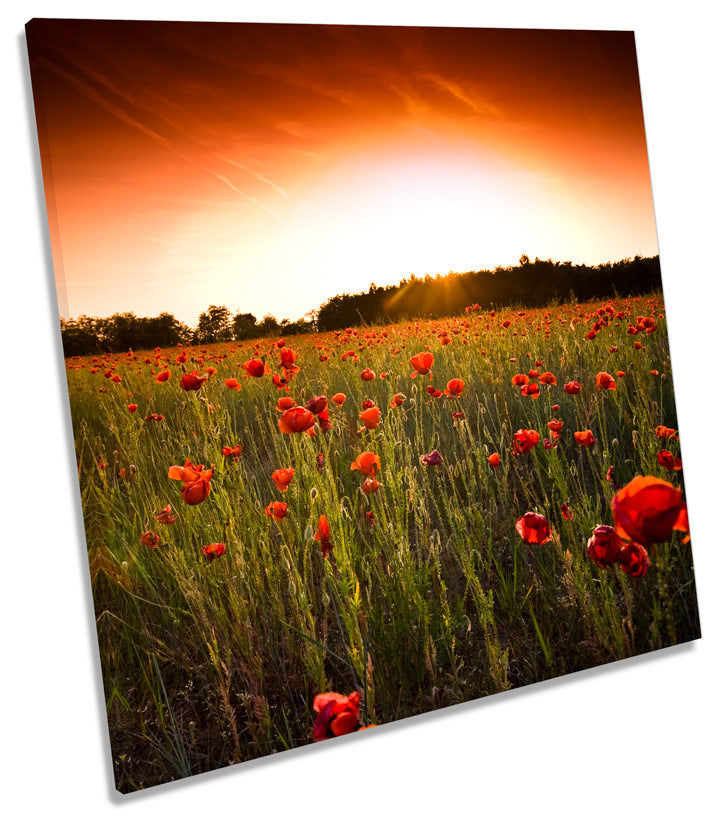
[2,2,718,816]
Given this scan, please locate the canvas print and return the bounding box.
[27,19,700,792]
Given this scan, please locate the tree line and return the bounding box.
[60,255,662,356]
[315,254,662,330]
[59,306,315,357]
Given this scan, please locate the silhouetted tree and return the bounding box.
[194,305,232,344]
[232,312,257,340]
[257,313,280,336]
[59,316,102,357]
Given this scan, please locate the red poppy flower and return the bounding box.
[127,404,138,413]
[140,530,159,549]
[317,407,332,435]
[305,395,328,415]
[655,425,678,441]
[280,347,300,374]
[360,368,376,381]
[538,371,556,385]
[272,372,292,389]
[596,371,617,390]
[202,542,226,562]
[611,475,689,546]
[410,352,434,378]
[224,377,241,390]
[487,452,500,467]
[515,512,552,545]
[314,514,334,558]
[351,451,381,477]
[528,369,539,378]
[168,459,213,505]
[145,413,165,422]
[587,525,623,568]
[561,502,573,520]
[361,399,376,410]
[316,453,325,472]
[564,381,582,395]
[444,378,464,397]
[359,407,382,430]
[265,501,288,522]
[312,691,360,740]
[390,392,406,409]
[155,369,171,383]
[452,410,465,420]
[271,467,295,492]
[111,374,122,383]
[547,419,564,434]
[421,449,443,466]
[513,429,540,454]
[511,373,530,386]
[243,358,266,378]
[574,430,596,447]
[278,407,316,434]
[521,383,540,399]
[154,504,177,525]
[180,371,208,391]
[276,396,296,411]
[657,450,683,471]
[618,542,651,577]
[332,393,347,406]
[222,444,243,460]
[426,386,443,398]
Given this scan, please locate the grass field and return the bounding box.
[64,292,699,791]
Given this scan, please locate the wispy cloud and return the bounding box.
[421,72,501,117]
[275,120,317,140]
[218,156,290,200]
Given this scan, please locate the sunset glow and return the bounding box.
[27,21,658,325]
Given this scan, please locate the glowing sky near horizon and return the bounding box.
[27,21,658,325]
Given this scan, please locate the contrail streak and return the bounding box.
[35,56,288,226]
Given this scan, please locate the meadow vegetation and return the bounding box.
[64,291,698,791]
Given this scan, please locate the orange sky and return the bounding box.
[27,20,658,326]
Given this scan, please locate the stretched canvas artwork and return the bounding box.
[26,19,700,792]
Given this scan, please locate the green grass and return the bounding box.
[64,292,699,791]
